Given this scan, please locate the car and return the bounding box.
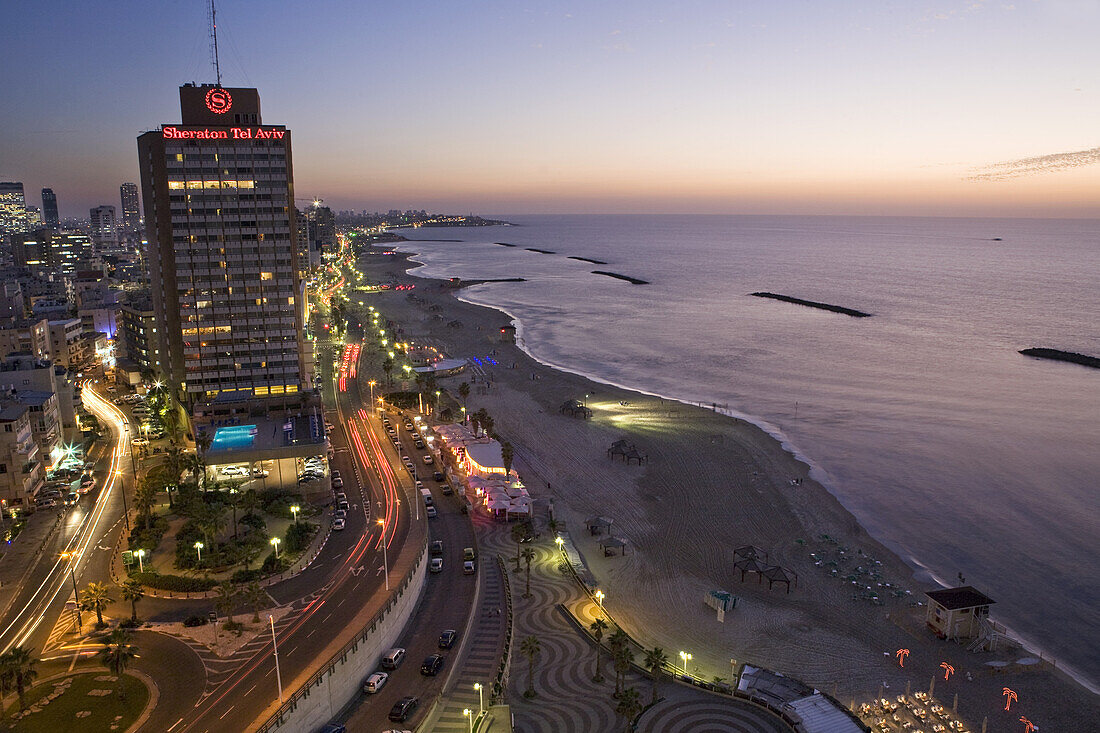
[422,455,433,465]
[220,465,246,476]
[35,498,57,509]
[334,509,347,520]
[331,470,341,480]
[463,547,476,561]
[425,505,437,518]
[410,432,421,440]
[331,477,344,489]
[420,654,444,676]
[433,471,444,482]
[65,492,79,506]
[414,440,424,449]
[430,540,443,556]
[131,438,149,447]
[381,648,406,669]
[463,560,476,575]
[334,492,347,503]
[386,427,396,436]
[299,475,320,484]
[438,630,457,649]
[300,469,325,479]
[441,484,453,496]
[362,671,388,694]
[388,696,418,722]
[415,480,424,491]
[251,467,270,477]
[333,518,346,531]
[337,500,349,512]
[430,557,443,573]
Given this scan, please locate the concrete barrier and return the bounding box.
[255,536,428,733]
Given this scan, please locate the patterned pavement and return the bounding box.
[477,516,793,733]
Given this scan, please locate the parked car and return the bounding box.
[463,560,477,575]
[362,672,388,694]
[430,557,443,573]
[425,506,437,518]
[414,440,424,449]
[438,630,457,649]
[422,455,434,465]
[433,471,445,482]
[334,492,347,503]
[430,540,444,556]
[331,477,344,489]
[380,648,406,670]
[463,547,476,561]
[420,654,444,676]
[387,696,418,722]
[332,518,346,531]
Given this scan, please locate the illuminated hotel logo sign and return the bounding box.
[205,87,233,114]
[162,126,286,140]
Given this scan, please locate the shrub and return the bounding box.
[261,552,286,574]
[231,568,265,583]
[129,515,169,554]
[183,615,207,627]
[285,521,317,554]
[131,572,216,592]
[239,512,266,533]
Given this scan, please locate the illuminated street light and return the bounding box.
[135,548,146,573]
[195,541,204,562]
[290,505,300,524]
[679,650,692,676]
[473,682,483,715]
[377,519,389,590]
[270,537,281,557]
[463,708,472,733]
[555,535,564,552]
[60,552,83,627]
[595,589,605,614]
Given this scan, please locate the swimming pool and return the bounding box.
[210,424,258,450]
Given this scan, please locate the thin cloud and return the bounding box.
[966,146,1100,181]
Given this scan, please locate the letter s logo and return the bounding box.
[205,87,233,114]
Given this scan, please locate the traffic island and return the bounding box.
[0,671,151,732]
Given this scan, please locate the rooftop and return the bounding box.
[925,586,995,610]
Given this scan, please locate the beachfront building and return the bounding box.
[924,586,995,641]
[463,439,508,478]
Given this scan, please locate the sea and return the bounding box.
[388,215,1100,692]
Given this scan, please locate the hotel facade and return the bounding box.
[137,84,309,406]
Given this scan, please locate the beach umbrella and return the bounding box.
[487,498,510,511]
[507,502,531,515]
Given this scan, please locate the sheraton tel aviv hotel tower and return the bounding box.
[137,85,327,492]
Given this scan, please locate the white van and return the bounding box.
[380,648,406,670]
[420,488,433,507]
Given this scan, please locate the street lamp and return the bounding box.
[115,470,130,532]
[473,682,483,715]
[555,536,564,553]
[60,552,82,628]
[595,589,605,615]
[135,548,146,573]
[679,650,692,676]
[194,541,204,563]
[290,505,300,524]
[368,380,376,406]
[463,708,472,733]
[377,519,389,590]
[270,537,281,558]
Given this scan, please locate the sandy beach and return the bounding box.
[357,246,1098,730]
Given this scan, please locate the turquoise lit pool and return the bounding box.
[210,425,258,450]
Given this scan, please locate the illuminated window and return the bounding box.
[186,181,202,189]
[260,272,273,281]
[254,387,269,396]
[288,296,295,305]
[168,181,185,190]
[175,154,184,162]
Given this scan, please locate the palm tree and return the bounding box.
[615,687,643,732]
[520,635,540,698]
[607,628,630,695]
[80,582,115,627]
[245,581,268,623]
[200,503,228,552]
[643,647,669,704]
[6,647,37,711]
[613,644,633,697]
[501,441,514,475]
[214,582,238,625]
[382,358,394,386]
[521,546,535,598]
[510,522,528,571]
[474,408,489,436]
[133,476,159,530]
[223,480,244,539]
[589,618,608,682]
[119,579,145,622]
[0,652,16,719]
[481,414,495,439]
[99,628,138,677]
[458,381,470,411]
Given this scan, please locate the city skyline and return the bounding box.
[1,1,1098,218]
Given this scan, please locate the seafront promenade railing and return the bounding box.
[256,534,428,733]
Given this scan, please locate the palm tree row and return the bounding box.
[0,646,38,714]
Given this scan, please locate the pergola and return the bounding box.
[586,515,614,535]
[734,545,769,563]
[560,400,592,419]
[734,556,768,583]
[599,536,630,556]
[762,565,798,593]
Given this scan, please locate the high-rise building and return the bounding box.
[41,189,59,228]
[137,84,307,403]
[0,183,28,238]
[119,183,140,232]
[10,229,93,276]
[89,205,119,248]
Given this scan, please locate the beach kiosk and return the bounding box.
[924,586,995,641]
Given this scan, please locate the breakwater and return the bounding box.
[494,242,517,247]
[568,255,608,264]
[1019,348,1100,370]
[593,271,649,284]
[750,292,871,317]
[526,247,556,254]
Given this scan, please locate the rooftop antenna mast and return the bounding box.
[209,0,222,86]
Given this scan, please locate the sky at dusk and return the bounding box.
[1,0,1098,217]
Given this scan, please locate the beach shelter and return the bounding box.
[586,516,614,536]
[599,536,630,556]
[506,500,531,517]
[733,545,769,564]
[486,498,510,516]
[734,556,768,583]
[762,565,798,593]
[624,447,648,465]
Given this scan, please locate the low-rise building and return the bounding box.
[925,586,996,641]
[0,353,79,442]
[47,318,84,368]
[0,404,45,512]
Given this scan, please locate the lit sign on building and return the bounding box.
[162,126,286,140]
[204,87,233,114]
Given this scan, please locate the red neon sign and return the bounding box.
[205,87,233,114]
[162,126,286,140]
